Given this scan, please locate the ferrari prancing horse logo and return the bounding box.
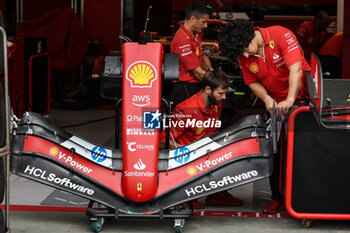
[137,183,142,191]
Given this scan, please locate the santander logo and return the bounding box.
[134,159,146,170]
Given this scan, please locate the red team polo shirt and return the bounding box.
[319,31,343,59]
[296,20,332,60]
[160,91,221,145]
[239,26,310,102]
[170,24,205,83]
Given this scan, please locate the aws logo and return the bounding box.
[126,61,157,88]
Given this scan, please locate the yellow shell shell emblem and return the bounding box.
[196,127,204,134]
[269,40,275,49]
[127,61,157,88]
[250,63,259,73]
[49,147,59,156]
[186,166,197,176]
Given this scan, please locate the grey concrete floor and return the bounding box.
[9,211,350,233]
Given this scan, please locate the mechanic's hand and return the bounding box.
[264,96,274,114]
[276,99,294,116]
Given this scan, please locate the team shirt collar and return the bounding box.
[254,26,270,45]
[180,24,197,41]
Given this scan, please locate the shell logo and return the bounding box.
[250,63,259,73]
[186,166,197,176]
[196,127,204,135]
[49,146,59,156]
[126,61,157,88]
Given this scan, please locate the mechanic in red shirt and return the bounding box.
[170,1,213,107]
[160,70,244,208]
[219,19,310,213]
[295,10,331,62]
[318,31,343,78]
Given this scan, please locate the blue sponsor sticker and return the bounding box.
[174,147,191,164]
[143,110,161,129]
[91,146,107,163]
[226,12,233,20]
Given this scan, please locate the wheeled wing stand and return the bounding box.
[0,25,11,233]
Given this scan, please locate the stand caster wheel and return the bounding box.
[302,219,312,228]
[174,226,183,233]
[174,218,185,233]
[91,217,105,233]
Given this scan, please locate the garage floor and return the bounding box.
[6,107,350,233]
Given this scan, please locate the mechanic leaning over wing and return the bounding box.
[219,19,310,214]
[170,1,213,107]
[160,70,244,209]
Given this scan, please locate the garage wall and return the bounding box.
[343,1,350,79]
[16,0,121,54]
[172,0,336,12]
[84,0,121,53]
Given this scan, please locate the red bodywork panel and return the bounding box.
[310,54,321,111]
[122,43,162,202]
[157,138,260,196]
[22,135,260,203]
[23,135,122,194]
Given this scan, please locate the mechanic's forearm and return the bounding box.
[249,83,272,104]
[201,55,212,71]
[191,67,207,81]
[287,62,302,103]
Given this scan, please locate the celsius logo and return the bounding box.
[174,147,191,164]
[127,142,155,151]
[91,146,107,163]
[127,142,136,152]
[134,159,146,170]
